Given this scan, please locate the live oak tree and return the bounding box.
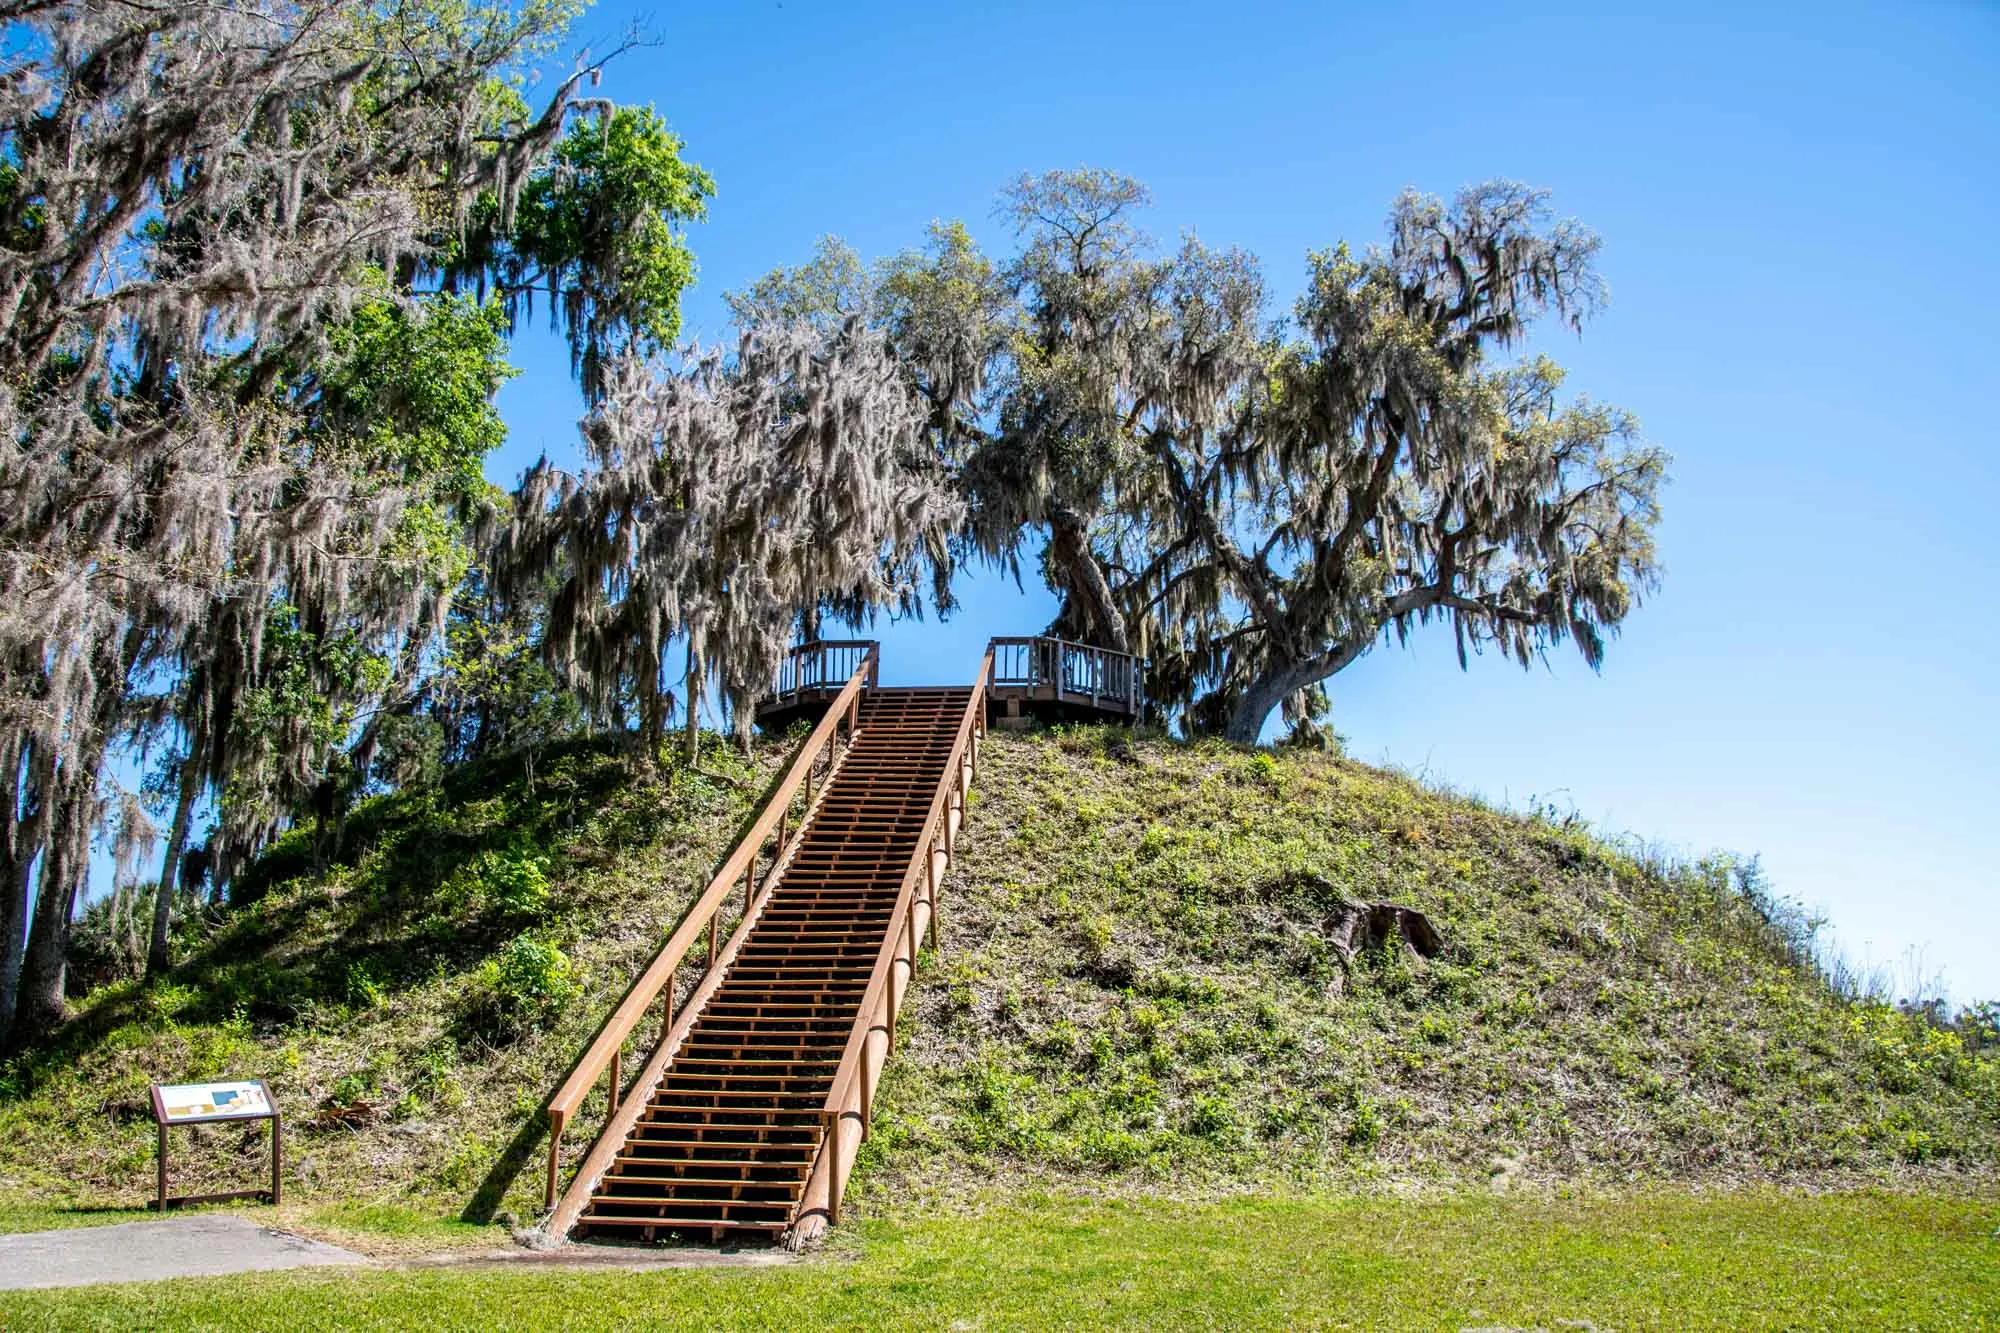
[738,175,1664,745]
[0,0,707,1042]
[1142,184,1665,742]
[966,171,1159,653]
[731,172,1162,652]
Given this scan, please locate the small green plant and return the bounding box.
[345,962,386,1010]
[1088,1030,1116,1071]
[1187,1094,1238,1140]
[1347,1093,1384,1147]
[444,843,552,920]
[466,934,581,1036]
[1415,1012,1458,1045]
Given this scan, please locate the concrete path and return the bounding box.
[0,1214,368,1290]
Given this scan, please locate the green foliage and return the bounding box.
[726,234,871,329]
[345,962,386,1011]
[222,602,391,838]
[427,597,586,767]
[0,732,778,1223]
[447,845,553,921]
[316,285,514,495]
[476,104,714,392]
[469,935,580,1034]
[5,725,1992,1245]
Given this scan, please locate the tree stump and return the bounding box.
[1269,874,1446,996]
[1324,900,1444,995]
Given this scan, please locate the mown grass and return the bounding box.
[4,1191,1995,1330]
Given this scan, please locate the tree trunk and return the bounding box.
[0,741,46,1049]
[15,777,89,1046]
[1048,509,1128,653]
[1223,668,1300,745]
[145,757,200,978]
[683,641,703,768]
[0,813,33,1051]
[1222,640,1370,745]
[0,738,21,1047]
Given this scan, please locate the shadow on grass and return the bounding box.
[461,1111,552,1226]
[6,727,811,1233]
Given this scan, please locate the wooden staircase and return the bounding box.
[539,659,986,1246]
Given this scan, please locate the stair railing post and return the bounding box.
[544,1110,566,1211]
[860,1038,876,1124]
[824,1108,843,1225]
[608,1047,622,1114]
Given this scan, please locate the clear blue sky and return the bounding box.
[491,0,2000,1000]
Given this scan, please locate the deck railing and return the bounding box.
[538,648,877,1222]
[770,639,880,708]
[988,635,1144,716]
[794,648,991,1236]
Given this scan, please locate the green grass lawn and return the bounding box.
[3,1191,1995,1330]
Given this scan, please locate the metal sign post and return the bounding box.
[147,1079,283,1211]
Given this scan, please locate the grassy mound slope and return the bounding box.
[1,726,1992,1244]
[855,729,1997,1205]
[0,736,782,1234]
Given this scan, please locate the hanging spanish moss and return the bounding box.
[0,0,611,1045]
[500,318,962,760]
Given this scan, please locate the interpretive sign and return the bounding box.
[148,1078,282,1211]
[155,1080,273,1124]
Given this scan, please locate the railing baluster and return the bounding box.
[826,1110,844,1226]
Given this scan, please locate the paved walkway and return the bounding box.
[0,1214,368,1290]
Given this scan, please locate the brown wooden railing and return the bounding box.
[790,648,991,1239]
[988,635,1143,716]
[770,639,880,709]
[539,649,877,1219]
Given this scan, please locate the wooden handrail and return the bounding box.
[539,648,877,1211]
[771,639,881,704]
[988,634,1143,714]
[805,647,991,1229]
